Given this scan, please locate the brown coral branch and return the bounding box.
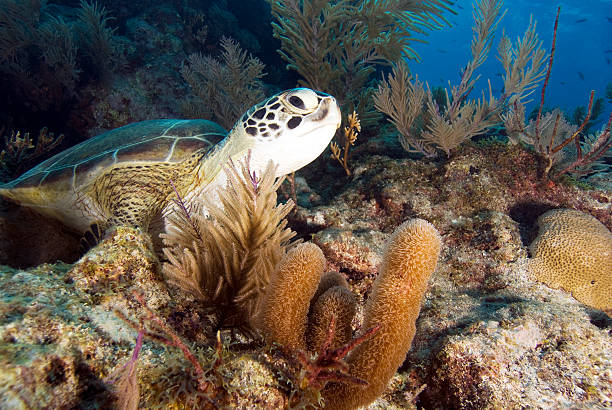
[295,315,380,391]
[550,90,594,157]
[168,179,204,244]
[553,111,612,178]
[535,6,560,137]
[1,127,64,178]
[330,111,360,176]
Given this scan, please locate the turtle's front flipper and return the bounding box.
[85,162,181,230]
[79,222,106,254]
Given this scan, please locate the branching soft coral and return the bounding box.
[0,0,119,111]
[266,0,454,127]
[0,127,64,182]
[161,158,295,333]
[181,36,266,130]
[500,8,612,180]
[374,0,547,157]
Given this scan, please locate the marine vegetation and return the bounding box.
[374,0,547,157]
[181,36,267,129]
[257,219,442,409]
[329,111,361,176]
[501,8,612,180]
[162,159,295,333]
[371,0,612,183]
[528,209,612,315]
[160,157,442,408]
[0,127,63,182]
[266,0,454,126]
[0,0,120,113]
[506,91,612,179]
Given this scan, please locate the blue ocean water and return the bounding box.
[413,0,611,124]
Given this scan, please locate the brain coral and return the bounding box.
[528,208,612,314]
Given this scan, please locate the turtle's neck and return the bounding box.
[183,126,255,208]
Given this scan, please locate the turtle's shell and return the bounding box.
[6,119,227,191]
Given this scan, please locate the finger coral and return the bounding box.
[528,209,612,314]
[257,242,326,351]
[322,218,441,410]
[306,274,356,352]
[257,218,441,409]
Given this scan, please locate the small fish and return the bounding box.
[437,49,448,54]
[574,18,587,23]
[495,72,504,77]
[560,81,567,85]
[606,58,611,65]
[607,17,612,23]
[577,71,585,80]
[605,49,612,54]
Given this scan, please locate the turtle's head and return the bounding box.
[230,88,341,176]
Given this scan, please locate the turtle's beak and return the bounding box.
[333,99,342,130]
[313,95,341,130]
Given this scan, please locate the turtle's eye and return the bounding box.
[289,95,305,109]
[283,88,318,114]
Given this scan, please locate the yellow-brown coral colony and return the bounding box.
[257,218,442,410]
[528,209,612,314]
[305,271,356,352]
[322,219,442,410]
[257,242,327,351]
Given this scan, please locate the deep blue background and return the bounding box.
[411,0,611,124]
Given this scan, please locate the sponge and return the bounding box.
[256,242,326,351]
[322,218,441,410]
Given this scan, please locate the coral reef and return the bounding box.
[322,219,441,410]
[0,142,611,408]
[528,208,612,314]
[0,0,120,117]
[294,144,611,407]
[1,0,611,408]
[0,127,63,182]
[0,225,165,408]
[306,271,356,352]
[181,36,267,129]
[257,242,327,351]
[266,0,454,126]
[330,111,361,176]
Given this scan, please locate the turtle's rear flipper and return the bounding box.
[0,200,80,267]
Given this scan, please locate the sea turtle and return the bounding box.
[0,88,341,236]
